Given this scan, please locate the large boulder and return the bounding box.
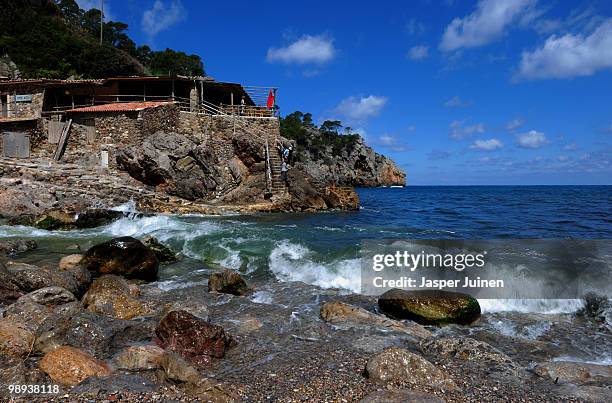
[0,185,55,218]
[365,347,457,390]
[0,239,37,256]
[320,301,431,339]
[81,236,159,281]
[378,289,481,325]
[208,270,251,296]
[155,310,234,367]
[0,262,23,306]
[15,286,76,307]
[82,275,150,320]
[39,346,112,386]
[359,389,445,403]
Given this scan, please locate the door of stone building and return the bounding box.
[2,131,30,158]
[0,94,7,118]
[48,121,64,143]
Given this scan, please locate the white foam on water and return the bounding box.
[111,200,137,213]
[155,279,207,291]
[489,317,552,339]
[250,291,273,304]
[215,244,242,270]
[479,299,584,314]
[552,355,612,365]
[268,240,361,293]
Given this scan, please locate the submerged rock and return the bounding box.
[320,301,432,339]
[39,346,113,386]
[143,236,177,263]
[155,310,234,367]
[0,239,37,256]
[365,347,457,390]
[208,270,251,296]
[82,274,150,320]
[71,373,158,396]
[378,288,481,325]
[157,352,200,383]
[81,236,159,281]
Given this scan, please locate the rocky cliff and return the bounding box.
[296,135,406,187]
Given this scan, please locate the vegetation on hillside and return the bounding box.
[280,111,360,161]
[0,0,204,79]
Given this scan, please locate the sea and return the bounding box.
[1,185,611,364]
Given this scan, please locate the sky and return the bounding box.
[78,0,612,185]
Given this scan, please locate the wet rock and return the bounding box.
[3,299,55,332]
[157,352,200,383]
[39,346,112,386]
[0,262,23,307]
[0,358,52,388]
[16,286,76,307]
[0,239,37,256]
[58,254,83,271]
[155,310,234,367]
[359,389,445,403]
[208,269,251,296]
[59,262,92,297]
[0,185,54,218]
[0,319,34,357]
[113,344,165,371]
[378,289,481,325]
[365,347,457,390]
[32,210,77,230]
[143,236,177,263]
[5,261,86,297]
[420,336,521,375]
[81,236,159,281]
[320,301,432,339]
[161,300,209,322]
[82,275,150,320]
[75,209,124,229]
[534,361,612,386]
[71,373,158,396]
[33,311,155,358]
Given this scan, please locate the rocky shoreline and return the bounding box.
[1,229,610,402]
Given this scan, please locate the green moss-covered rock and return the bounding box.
[378,289,481,326]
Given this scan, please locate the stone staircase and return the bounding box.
[268,146,286,195]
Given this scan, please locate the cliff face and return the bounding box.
[295,135,406,187]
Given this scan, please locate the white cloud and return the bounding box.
[439,0,537,51]
[558,155,571,162]
[378,134,408,152]
[406,18,426,36]
[449,119,485,139]
[444,96,471,108]
[408,45,429,60]
[333,95,388,122]
[141,0,186,38]
[267,35,336,65]
[506,118,524,131]
[470,138,503,151]
[517,130,548,148]
[563,143,578,151]
[517,19,612,79]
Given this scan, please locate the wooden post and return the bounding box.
[230,92,234,106]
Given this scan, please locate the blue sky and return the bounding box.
[80,0,611,185]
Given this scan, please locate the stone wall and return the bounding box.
[2,89,44,119]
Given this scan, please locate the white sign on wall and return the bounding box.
[15,94,33,102]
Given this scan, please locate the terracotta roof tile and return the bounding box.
[66,101,172,113]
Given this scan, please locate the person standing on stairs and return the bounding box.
[240,96,246,116]
[280,160,288,184]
